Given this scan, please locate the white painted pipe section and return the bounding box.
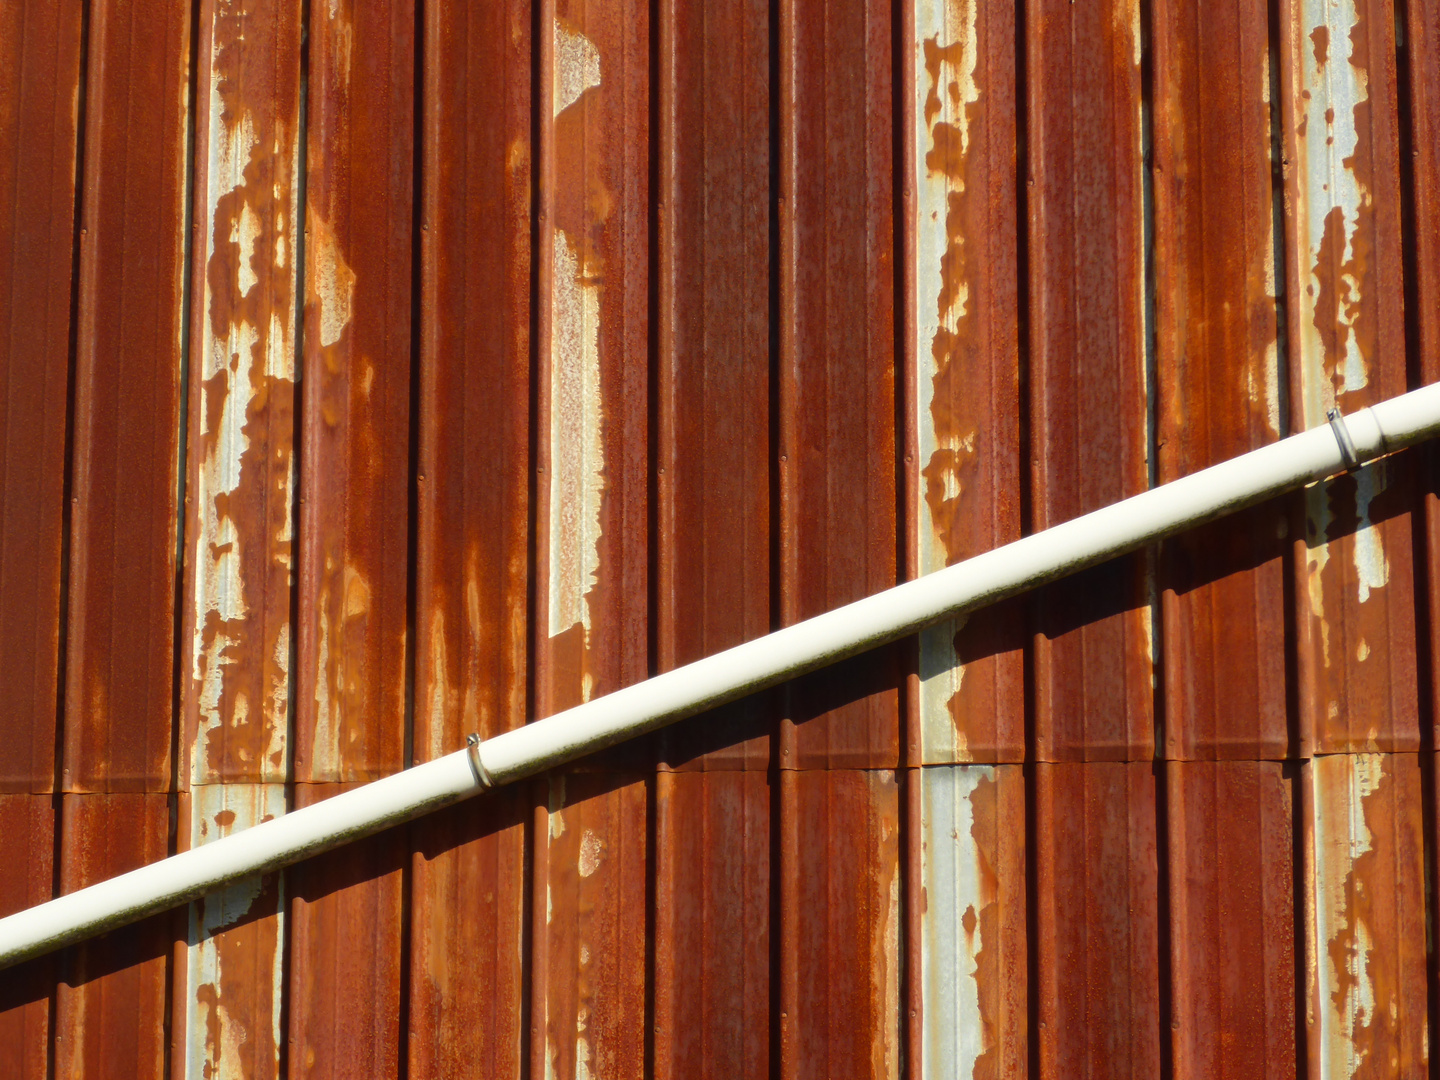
[3,382,1439,969]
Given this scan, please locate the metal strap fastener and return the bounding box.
[466,732,496,789]
[1327,407,1360,471]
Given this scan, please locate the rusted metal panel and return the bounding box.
[779,769,901,1080]
[655,0,772,772]
[653,771,770,1078]
[0,795,55,1080]
[914,765,1026,1079]
[1027,0,1153,763]
[54,793,170,1080]
[533,774,648,1080]
[181,0,303,787]
[407,0,531,1070]
[412,0,531,760]
[535,0,651,732]
[294,0,414,783]
[1281,0,1419,755]
[906,0,1024,767]
[778,0,901,772]
[173,785,286,1080]
[408,786,528,1079]
[1406,0,1440,739]
[1168,760,1296,1079]
[286,782,403,1080]
[1035,762,1160,1078]
[1152,0,1290,760]
[62,0,191,792]
[0,0,81,792]
[1304,753,1427,1077]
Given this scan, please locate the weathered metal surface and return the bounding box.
[294,0,414,783]
[778,0,901,771]
[286,782,403,1079]
[655,0,772,772]
[906,0,1023,767]
[779,769,901,1079]
[915,764,1026,1079]
[408,786,528,1079]
[533,774,648,1080]
[406,0,531,1070]
[1281,0,1419,755]
[536,0,651,735]
[174,785,286,1080]
[1168,761,1296,1078]
[1304,753,1427,1078]
[0,796,54,1080]
[54,793,170,1080]
[1152,0,1290,760]
[412,0,531,760]
[62,0,191,792]
[1035,762,1160,1078]
[653,771,771,1078]
[0,0,81,792]
[1407,0,1440,739]
[1027,0,1154,763]
[783,0,903,742]
[181,0,303,787]
[12,0,1440,1074]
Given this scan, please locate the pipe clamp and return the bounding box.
[1327,407,1360,471]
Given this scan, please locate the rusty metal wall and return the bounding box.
[3,0,1440,1076]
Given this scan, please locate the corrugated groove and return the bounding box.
[406,0,532,1072]
[55,792,171,1080]
[174,0,303,1071]
[1035,761,1161,1077]
[0,795,56,1080]
[1281,0,1420,756]
[1027,0,1155,764]
[1167,760,1296,1078]
[1152,0,1290,761]
[286,782,404,1079]
[294,0,414,786]
[286,0,414,1066]
[906,0,1024,768]
[62,0,190,793]
[0,0,82,793]
[652,0,773,1073]
[778,0,901,771]
[5,0,1440,1075]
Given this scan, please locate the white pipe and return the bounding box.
[3,383,1439,968]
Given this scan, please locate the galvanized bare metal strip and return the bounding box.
[2,382,1440,970]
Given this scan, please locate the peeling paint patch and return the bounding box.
[306,203,355,348]
[553,18,600,118]
[1351,466,1389,603]
[547,227,604,639]
[184,784,286,1080]
[188,11,300,784]
[919,764,1024,1080]
[1309,754,1426,1078]
[914,0,981,763]
[1293,0,1373,422]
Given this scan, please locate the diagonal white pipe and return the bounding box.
[3,383,1440,969]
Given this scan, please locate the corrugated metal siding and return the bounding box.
[3,0,1440,1077]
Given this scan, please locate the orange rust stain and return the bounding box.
[1315,754,1426,1077]
[968,768,1025,1080]
[1312,24,1330,67]
[192,877,284,1079]
[544,778,647,1080]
